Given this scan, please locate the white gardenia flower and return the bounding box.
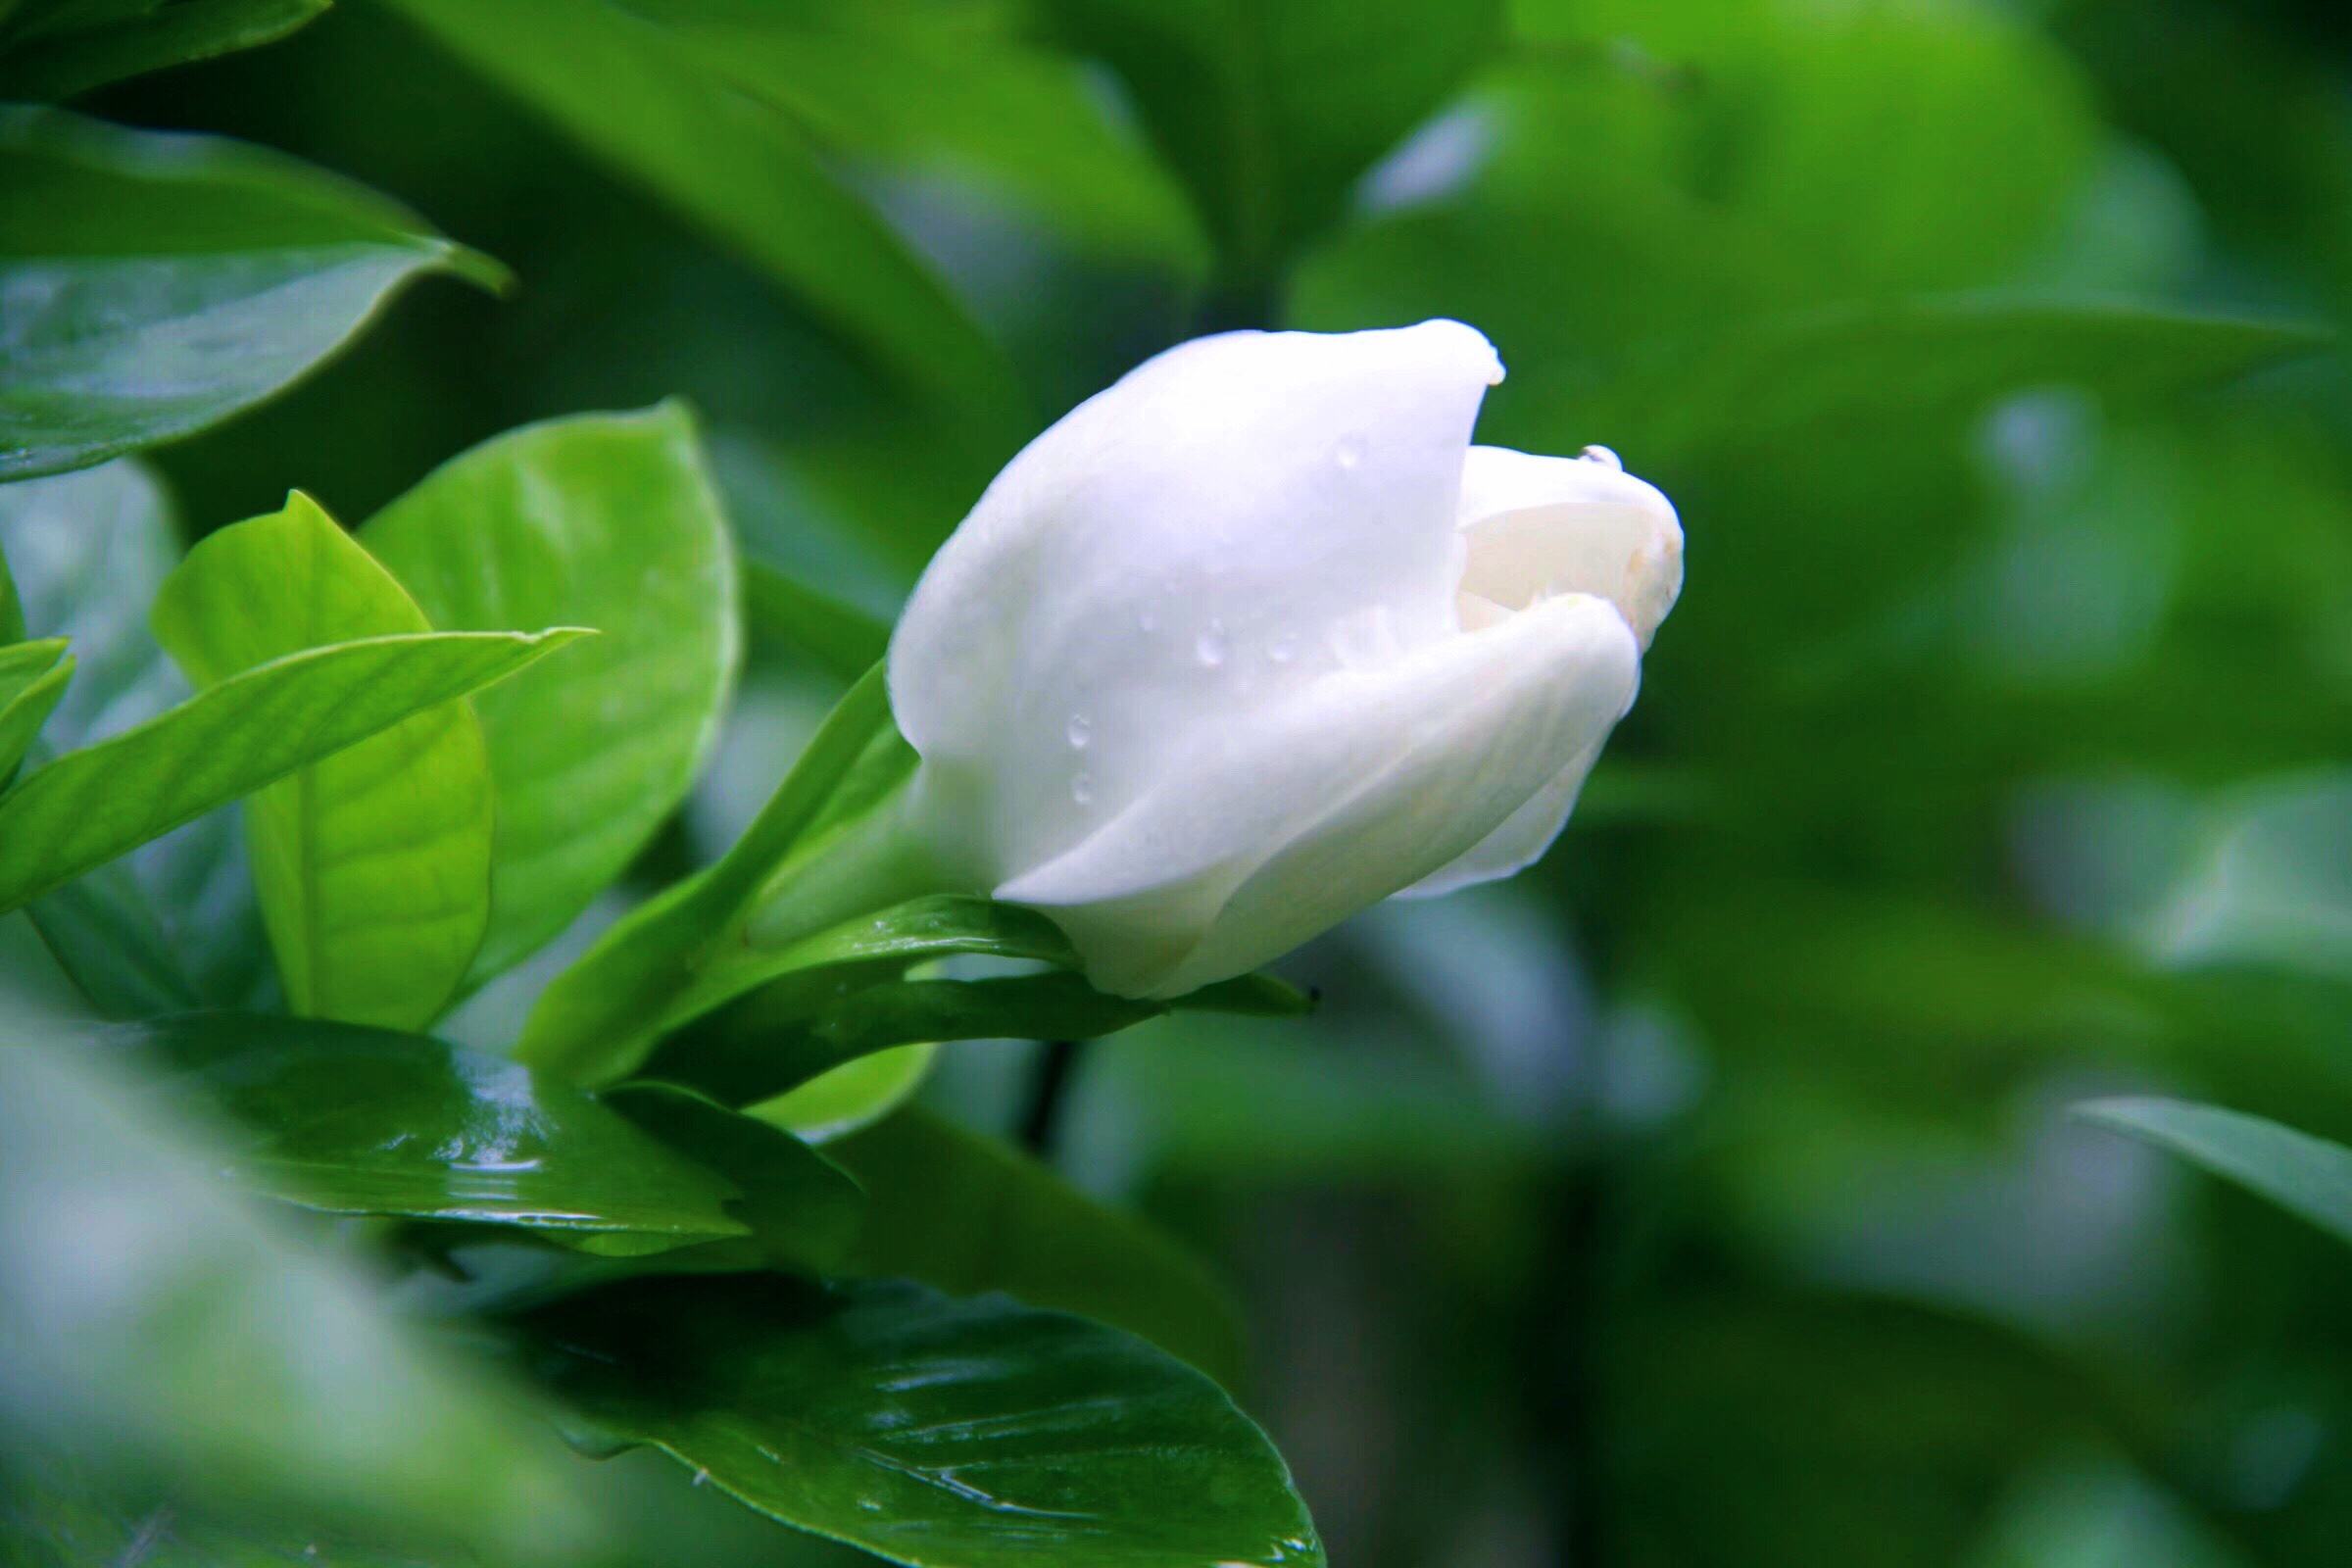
[889,319,1682,998]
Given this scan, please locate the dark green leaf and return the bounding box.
[2076,1097,2352,1250]
[830,1108,1248,1387]
[0,626,583,915]
[517,1274,1323,1568]
[744,558,891,684]
[1042,0,1503,287]
[104,1011,815,1257]
[0,106,504,481]
[0,537,22,643]
[380,0,1028,458]
[152,492,499,1030]
[600,1081,863,1273]
[0,0,328,100]
[363,405,741,985]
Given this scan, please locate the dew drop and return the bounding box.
[1333,435,1365,471]
[1579,443,1623,470]
[1196,620,1229,667]
[1070,771,1095,807]
[1066,712,1092,749]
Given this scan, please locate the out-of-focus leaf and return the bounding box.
[0,0,328,100]
[649,968,1309,1109]
[0,460,270,1012]
[0,106,504,481]
[1041,0,1503,291]
[518,1274,1324,1568]
[829,1107,1248,1387]
[515,662,903,1085]
[380,0,1028,460]
[362,405,740,986]
[0,1038,593,1561]
[0,637,71,778]
[744,559,891,684]
[151,493,498,1030]
[612,0,1201,266]
[0,627,583,915]
[0,538,22,644]
[104,1010,861,1262]
[2077,1098,2352,1250]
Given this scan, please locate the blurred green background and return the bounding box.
[11,0,2352,1563]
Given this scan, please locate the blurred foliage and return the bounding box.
[7,0,2352,1563]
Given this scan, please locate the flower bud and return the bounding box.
[890,320,1682,997]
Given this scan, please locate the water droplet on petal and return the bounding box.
[1066,712,1092,749]
[1196,620,1228,667]
[1579,444,1623,469]
[1334,435,1365,471]
[1070,771,1095,807]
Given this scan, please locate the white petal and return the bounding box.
[1454,445,1684,648]
[891,319,1505,886]
[999,593,1641,996]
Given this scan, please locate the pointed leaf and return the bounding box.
[0,638,70,779]
[0,106,504,480]
[2077,1097,2352,1250]
[517,1274,1324,1568]
[362,405,740,985]
[0,0,328,101]
[0,626,582,915]
[152,493,500,1028]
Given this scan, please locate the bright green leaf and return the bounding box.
[151,493,498,1029]
[829,1107,1249,1387]
[2076,1097,2352,1250]
[755,1044,938,1147]
[0,0,328,101]
[379,0,1028,459]
[518,1274,1324,1568]
[0,626,582,916]
[0,637,71,779]
[0,105,505,481]
[362,405,740,986]
[1041,0,1503,290]
[99,1011,827,1256]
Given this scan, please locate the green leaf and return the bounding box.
[755,1043,939,1146]
[0,636,71,779]
[2076,1097,2352,1250]
[0,1036,595,1561]
[1041,0,1503,288]
[0,0,328,101]
[151,493,499,1029]
[379,0,1027,458]
[651,967,1309,1109]
[0,626,582,915]
[829,1107,1248,1387]
[0,105,505,482]
[0,459,266,1013]
[362,405,740,986]
[600,1081,863,1272]
[515,662,908,1085]
[0,538,22,643]
[102,1010,846,1258]
[744,558,891,684]
[517,1275,1324,1568]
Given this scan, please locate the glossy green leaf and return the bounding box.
[152,493,499,1029]
[0,1038,594,1561]
[362,405,740,985]
[515,662,908,1085]
[0,637,71,779]
[380,0,1028,457]
[518,1275,1324,1568]
[0,106,504,481]
[1041,0,1503,288]
[104,1011,835,1258]
[2077,1097,2352,1250]
[600,1081,863,1272]
[0,626,582,915]
[0,0,328,100]
[651,968,1310,1109]
[755,1043,939,1146]
[830,1108,1248,1387]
